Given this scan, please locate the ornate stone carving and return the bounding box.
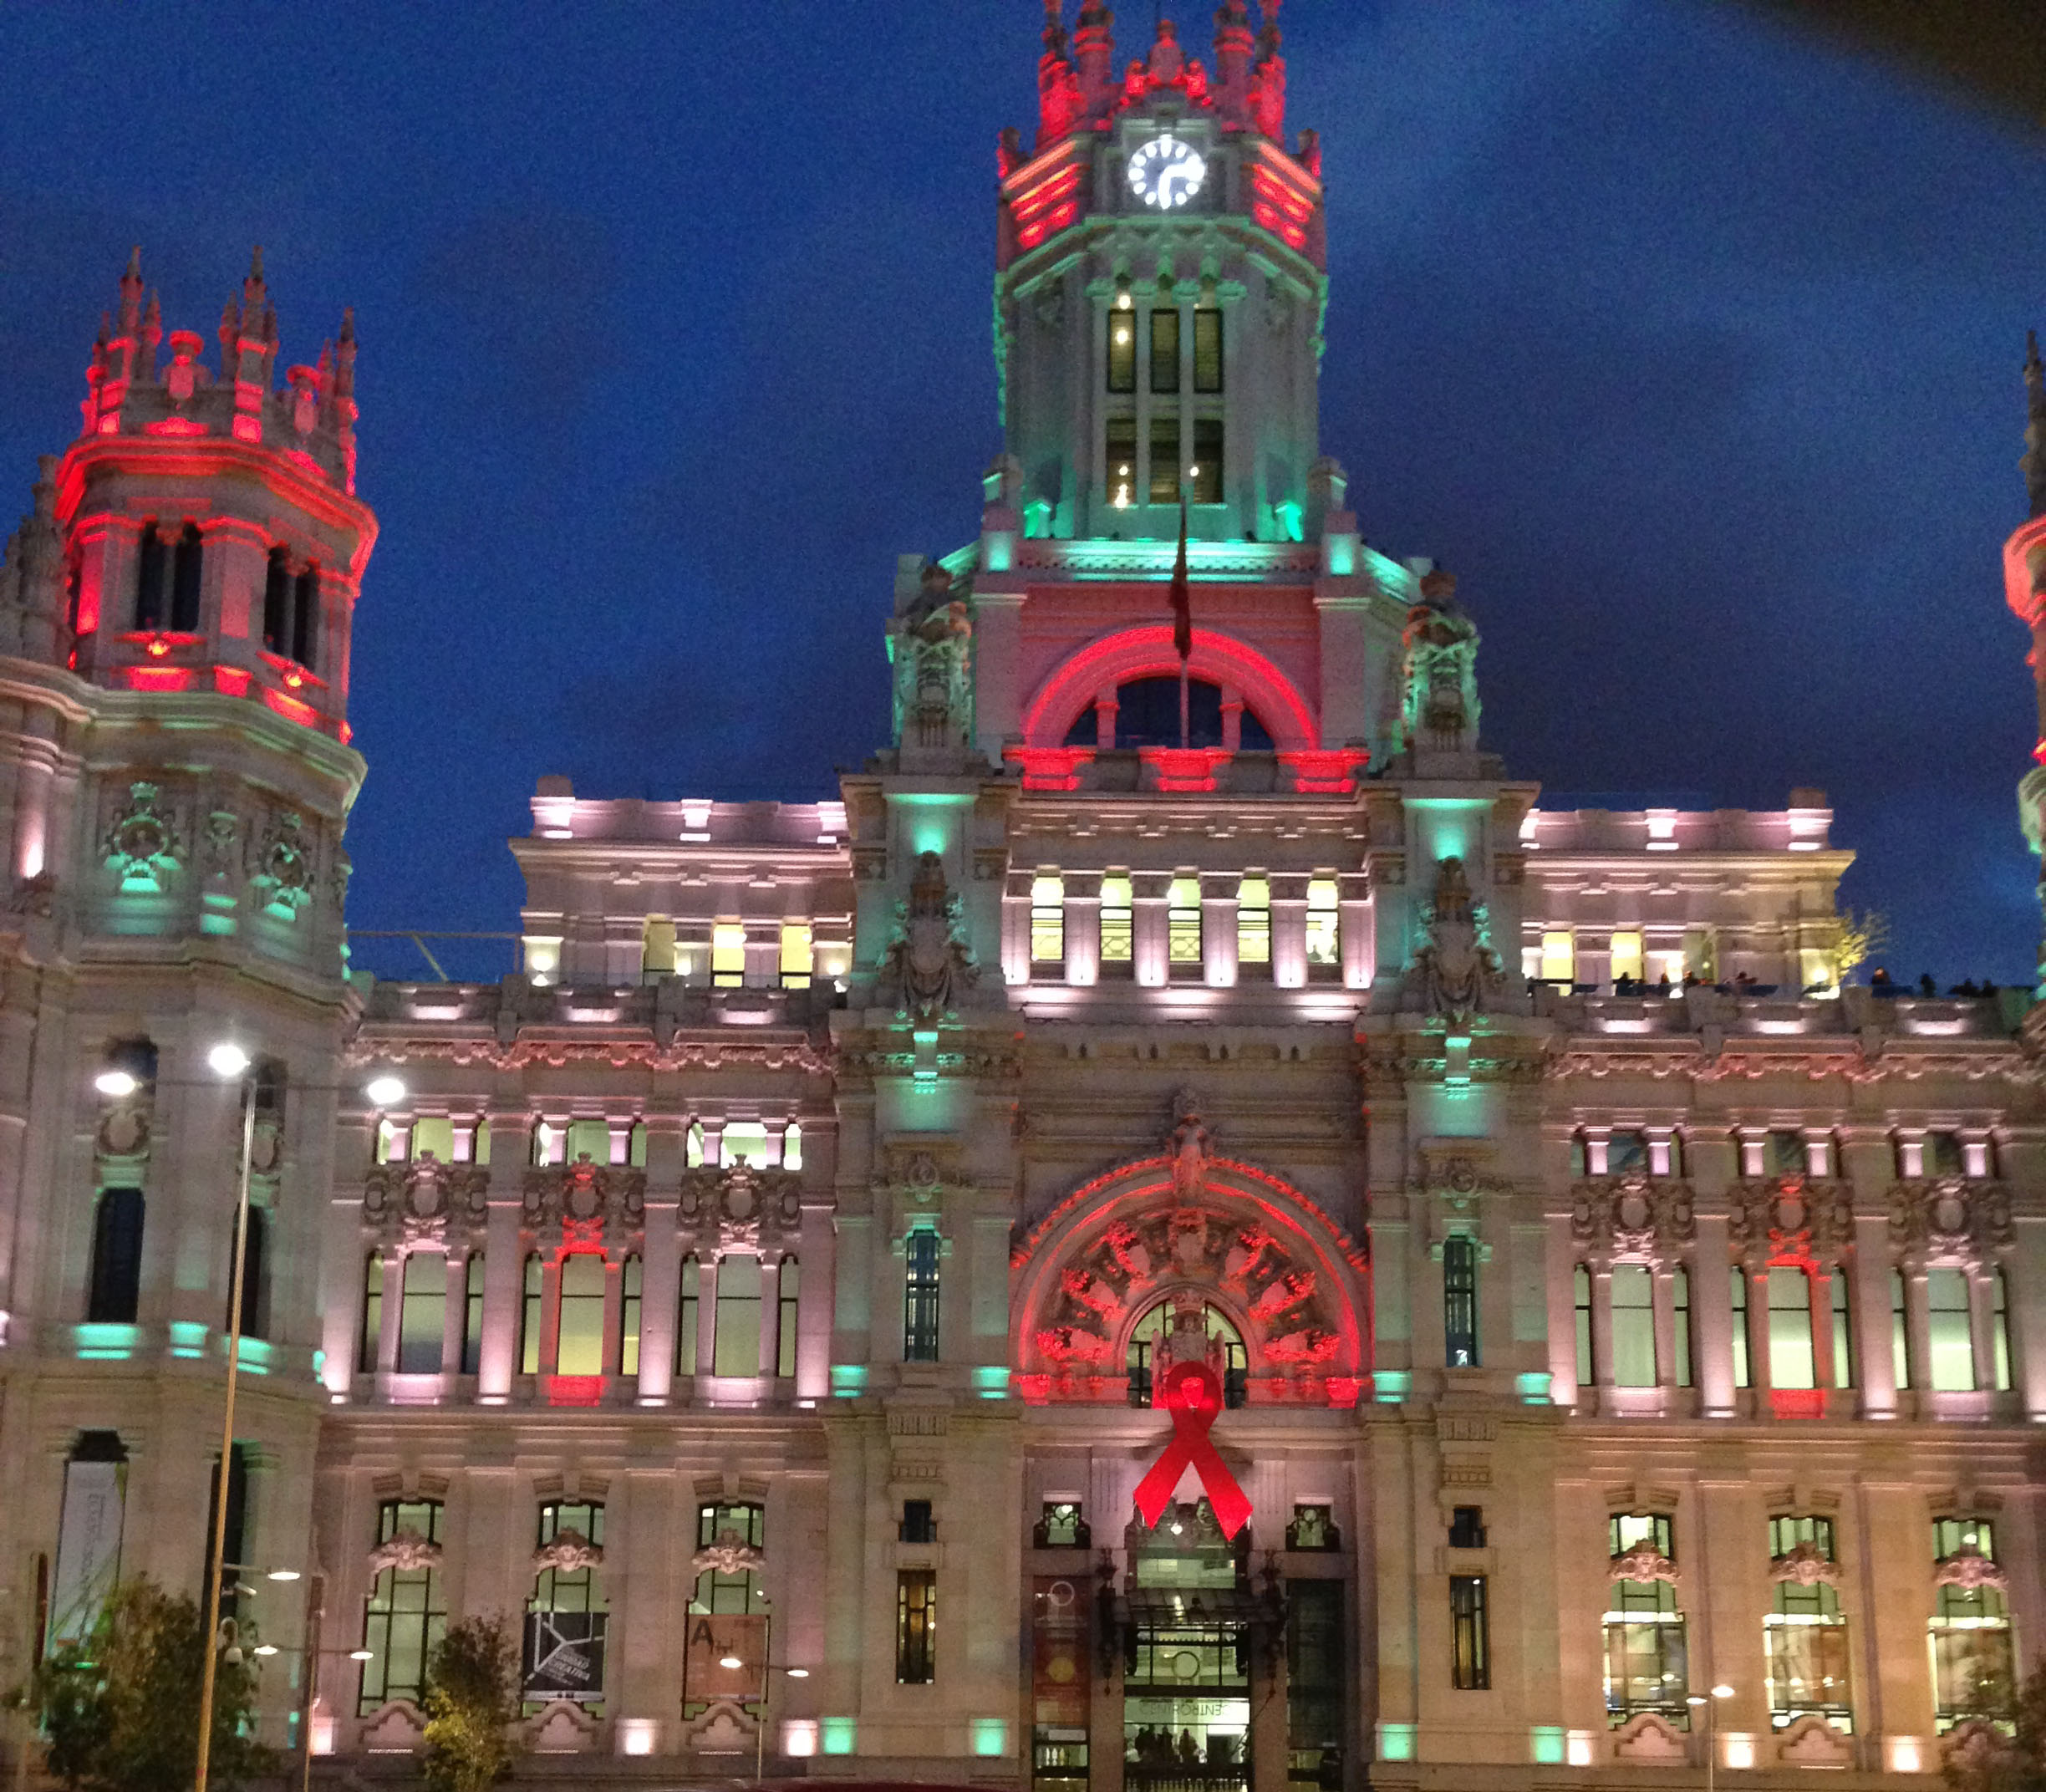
[1889,1179,2013,1267]
[1769,1540,1841,1587]
[1406,856,1504,1022]
[369,1528,444,1574]
[1728,1176,1853,1264]
[679,1162,802,1252]
[1609,1540,1680,1585]
[1934,1544,2008,1591]
[257,810,313,909]
[532,1529,603,1574]
[879,851,977,1020]
[523,1154,645,1250]
[692,1531,765,1577]
[1400,569,1482,753]
[104,781,176,883]
[888,564,974,753]
[1570,1173,1695,1263]
[1167,1088,1212,1201]
[365,1153,489,1245]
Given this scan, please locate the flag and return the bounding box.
[1168,496,1191,661]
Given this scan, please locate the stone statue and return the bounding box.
[1400,568,1482,754]
[889,563,974,752]
[882,851,977,1019]
[1408,855,1503,1021]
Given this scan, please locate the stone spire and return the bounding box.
[1248,0,1285,140]
[1073,2,1117,126]
[2025,329,2046,520]
[1037,0,1081,146]
[1213,0,1254,124]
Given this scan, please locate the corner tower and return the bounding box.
[997,0,1325,544]
[2006,330,2046,990]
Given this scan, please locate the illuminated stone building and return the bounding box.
[2,6,2044,1790]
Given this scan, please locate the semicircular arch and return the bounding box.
[1020,625,1319,751]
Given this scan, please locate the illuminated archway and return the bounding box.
[1020,625,1319,751]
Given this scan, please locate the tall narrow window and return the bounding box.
[357,1253,383,1373]
[675,1255,700,1374]
[1166,876,1202,972]
[1236,877,1270,968]
[1099,876,1133,971]
[1449,1576,1489,1689]
[1444,1236,1479,1368]
[557,1254,605,1376]
[170,522,203,632]
[1927,1268,1975,1391]
[1673,1265,1693,1387]
[1107,307,1136,393]
[1189,418,1223,505]
[1730,1265,1751,1388]
[710,922,746,989]
[1304,878,1340,970]
[461,1253,485,1376]
[1611,1264,1656,1387]
[1148,414,1182,505]
[777,1258,800,1378]
[262,547,290,654]
[291,563,318,667]
[134,522,165,629]
[618,1254,642,1377]
[1574,1264,1594,1387]
[398,1251,445,1374]
[519,1253,543,1375]
[526,1502,608,1708]
[897,1569,937,1683]
[86,1188,145,1324]
[1891,1268,1911,1390]
[1830,1270,1855,1388]
[1992,1268,2012,1392]
[1768,1265,1815,1390]
[904,1230,942,1362]
[1193,308,1223,393]
[713,1254,761,1376]
[1106,417,1137,510]
[1031,875,1065,965]
[1931,1520,2013,1731]
[1606,1579,1687,1724]
[1765,1520,1850,1732]
[359,1501,445,1714]
[1149,308,1180,393]
[231,1206,267,1340]
[778,922,813,989]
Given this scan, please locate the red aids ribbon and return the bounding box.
[1131,1361,1253,1540]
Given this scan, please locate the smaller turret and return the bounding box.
[1249,0,1285,140]
[1213,0,1255,125]
[0,456,68,664]
[1073,2,1117,127]
[1038,0,1082,148]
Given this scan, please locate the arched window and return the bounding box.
[359,1499,445,1714]
[134,522,166,629]
[776,1258,800,1378]
[1610,1264,1655,1387]
[1927,1268,1975,1391]
[357,1252,382,1372]
[1062,675,1276,751]
[519,1253,544,1374]
[713,1255,761,1376]
[398,1251,445,1373]
[618,1254,642,1377]
[1124,1299,1247,1410]
[525,1501,607,1710]
[675,1254,700,1374]
[86,1188,145,1324]
[1767,1265,1814,1389]
[170,522,202,633]
[557,1254,605,1376]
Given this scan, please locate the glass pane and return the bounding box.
[1768,1265,1815,1390]
[1193,308,1223,392]
[1928,1269,1975,1390]
[1610,1265,1656,1387]
[557,1253,606,1376]
[1107,308,1136,393]
[1150,308,1180,394]
[1149,414,1182,505]
[715,1255,762,1376]
[398,1251,445,1374]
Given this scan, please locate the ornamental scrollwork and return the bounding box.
[1934,1544,2008,1592]
[104,781,177,885]
[1570,1173,1695,1265]
[523,1153,645,1251]
[369,1528,444,1574]
[1728,1176,1853,1265]
[365,1152,489,1245]
[1609,1540,1680,1586]
[692,1532,765,1577]
[532,1529,603,1574]
[1888,1179,2013,1269]
[679,1161,802,1254]
[1769,1540,1841,1588]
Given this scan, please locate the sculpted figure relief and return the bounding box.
[881,851,977,1020]
[1408,855,1503,1022]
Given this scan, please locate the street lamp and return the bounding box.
[193,1040,259,1792]
[364,1074,406,1109]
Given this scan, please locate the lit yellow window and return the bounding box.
[413,1117,455,1163]
[780,921,814,989]
[711,921,746,988]
[1237,877,1270,965]
[1100,876,1133,965]
[1305,878,1340,967]
[1030,875,1065,963]
[1540,930,1575,983]
[642,914,676,979]
[1799,948,1835,996]
[1168,877,1203,965]
[1609,931,1644,984]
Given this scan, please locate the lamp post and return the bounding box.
[194,1040,257,1792]
[1687,1682,1734,1792]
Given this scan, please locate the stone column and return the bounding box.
[374,1247,401,1378]
[477,1191,522,1400]
[1652,1265,1677,1395]
[1746,1264,1773,1411]
[1590,1265,1616,1414]
[440,1247,468,1382]
[1065,873,1102,986]
[760,1255,783,1379]
[1249,1611,1289,1792]
[1270,872,1308,989]
[1904,1267,1931,1410]
[1338,872,1373,990]
[1967,1267,1998,1394]
[697,1256,720,1378]
[602,1253,625,1377]
[1132,873,1171,987]
[1200,871,1238,987]
[1692,1218,1735,1417]
[539,1255,562,1376]
[1851,1214,1896,1418]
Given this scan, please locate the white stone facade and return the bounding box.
[0,10,2042,1792]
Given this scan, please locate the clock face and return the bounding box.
[1127,135,1207,211]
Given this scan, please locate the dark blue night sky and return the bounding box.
[1,3,2040,986]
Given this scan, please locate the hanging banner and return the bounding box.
[683,1612,767,1704]
[522,1610,607,1702]
[47,1459,125,1651]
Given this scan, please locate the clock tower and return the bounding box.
[995,0,1326,545]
